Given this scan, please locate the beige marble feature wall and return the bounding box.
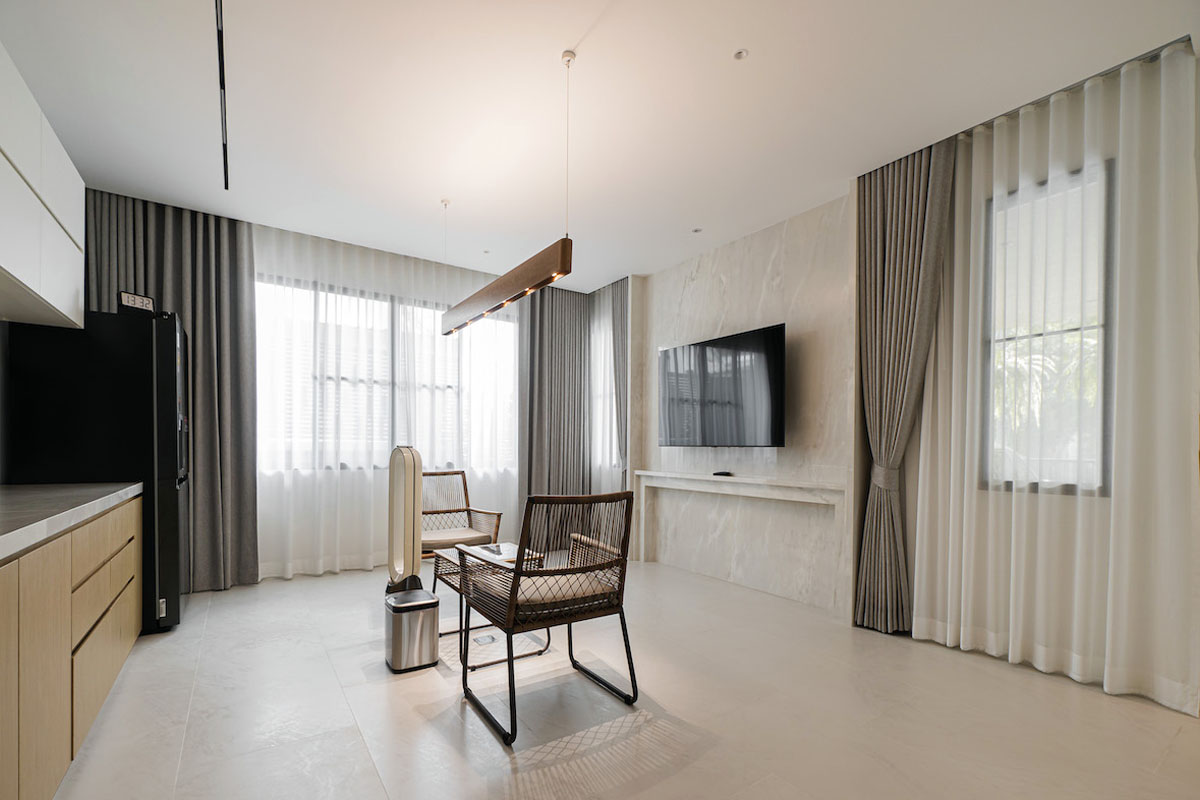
[632,194,860,620]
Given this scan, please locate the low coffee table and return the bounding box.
[431,542,550,671]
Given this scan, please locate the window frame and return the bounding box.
[978,159,1116,496]
[255,272,520,473]
[255,273,465,471]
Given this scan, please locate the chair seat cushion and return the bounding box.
[462,564,622,630]
[466,570,615,609]
[422,527,493,550]
[515,573,616,609]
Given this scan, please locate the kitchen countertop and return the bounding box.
[0,482,144,565]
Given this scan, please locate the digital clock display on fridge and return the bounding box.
[118,291,156,315]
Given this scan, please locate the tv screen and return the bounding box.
[658,324,785,447]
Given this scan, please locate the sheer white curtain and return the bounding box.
[912,42,1200,713]
[589,283,623,493]
[254,226,519,579]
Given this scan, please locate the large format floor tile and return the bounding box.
[54,562,1200,799]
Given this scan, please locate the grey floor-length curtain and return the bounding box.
[608,278,629,488]
[855,139,955,633]
[519,286,591,501]
[587,277,630,490]
[86,189,259,591]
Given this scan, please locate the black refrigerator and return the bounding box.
[0,310,189,632]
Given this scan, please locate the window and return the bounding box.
[256,279,317,470]
[590,304,621,491]
[983,161,1112,492]
[256,277,517,474]
[394,303,463,469]
[315,289,393,469]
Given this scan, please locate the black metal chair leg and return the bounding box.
[505,633,518,738]
[567,610,638,705]
[457,592,464,661]
[460,602,470,691]
[618,610,639,704]
[461,605,518,746]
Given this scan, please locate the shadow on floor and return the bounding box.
[483,684,714,800]
[422,633,715,800]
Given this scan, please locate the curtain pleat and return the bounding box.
[912,41,1200,715]
[586,278,629,493]
[519,287,592,500]
[85,189,259,592]
[610,279,629,488]
[519,277,630,510]
[251,225,520,579]
[855,139,956,633]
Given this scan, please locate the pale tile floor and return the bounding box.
[55,562,1200,800]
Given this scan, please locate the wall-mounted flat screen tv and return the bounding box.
[658,323,785,447]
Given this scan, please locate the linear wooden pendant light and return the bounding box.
[442,50,577,336]
[441,238,571,334]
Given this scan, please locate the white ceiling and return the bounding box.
[1,1,1197,292]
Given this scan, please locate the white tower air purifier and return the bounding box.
[384,446,440,673]
[387,445,424,593]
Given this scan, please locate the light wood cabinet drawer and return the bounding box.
[70,559,110,649]
[108,540,135,599]
[110,499,140,561]
[71,537,136,650]
[70,514,112,589]
[71,499,138,589]
[72,581,138,757]
[119,566,140,655]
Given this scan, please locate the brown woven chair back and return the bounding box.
[422,470,469,531]
[518,492,633,573]
[509,491,634,629]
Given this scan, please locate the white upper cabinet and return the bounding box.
[39,207,84,324]
[0,39,85,328]
[40,118,85,249]
[0,153,42,293]
[0,43,41,187]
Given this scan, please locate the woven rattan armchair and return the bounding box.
[421,470,501,556]
[457,491,637,745]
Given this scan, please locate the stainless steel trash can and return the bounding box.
[384,589,439,673]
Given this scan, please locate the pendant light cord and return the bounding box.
[442,199,448,263]
[564,56,570,239]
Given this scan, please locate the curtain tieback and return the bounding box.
[870,463,901,492]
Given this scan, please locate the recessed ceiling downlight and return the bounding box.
[692,228,703,233]
[733,49,749,61]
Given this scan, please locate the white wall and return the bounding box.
[631,193,862,619]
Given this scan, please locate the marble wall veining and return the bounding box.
[632,193,861,620]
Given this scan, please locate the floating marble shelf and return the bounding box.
[632,470,846,561]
